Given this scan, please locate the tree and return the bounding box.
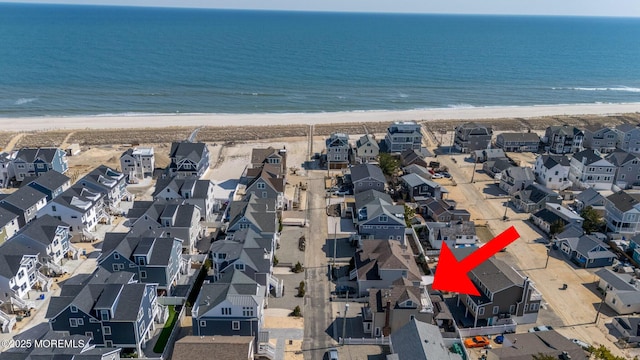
[404,205,416,227]
[588,344,637,360]
[292,261,304,273]
[532,354,557,360]
[378,153,400,176]
[297,281,306,297]
[581,206,604,234]
[549,219,565,236]
[291,305,302,317]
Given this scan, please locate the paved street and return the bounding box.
[302,171,334,360]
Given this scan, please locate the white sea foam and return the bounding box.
[447,103,475,109]
[15,98,37,105]
[555,86,640,93]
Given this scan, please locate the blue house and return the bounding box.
[555,230,616,268]
[628,234,640,264]
[352,189,406,243]
[11,147,69,182]
[25,170,71,201]
[192,269,265,343]
[99,232,185,293]
[45,268,163,355]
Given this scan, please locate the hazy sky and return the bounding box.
[5,0,640,17]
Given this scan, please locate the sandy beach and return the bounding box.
[3,103,640,132]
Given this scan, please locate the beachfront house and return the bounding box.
[355,134,379,163]
[353,189,406,243]
[153,176,217,221]
[533,154,572,190]
[0,207,19,245]
[120,147,155,180]
[499,166,536,195]
[452,247,542,326]
[250,146,287,175]
[0,186,48,228]
[10,147,68,183]
[583,126,619,154]
[0,152,15,188]
[326,132,351,168]
[453,123,492,153]
[568,149,615,190]
[168,141,210,178]
[604,191,640,235]
[605,150,640,189]
[351,163,386,194]
[615,123,640,154]
[25,170,71,201]
[385,121,422,153]
[494,132,540,152]
[542,125,584,154]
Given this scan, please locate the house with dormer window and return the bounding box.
[78,166,128,211]
[226,194,278,237]
[0,241,41,302]
[326,132,351,168]
[250,147,287,175]
[583,126,619,153]
[243,164,286,209]
[40,184,108,238]
[0,186,48,228]
[153,176,217,220]
[11,147,68,182]
[352,190,406,243]
[542,125,584,154]
[25,169,71,201]
[9,214,71,272]
[568,149,616,190]
[355,134,380,163]
[168,141,210,178]
[555,231,615,268]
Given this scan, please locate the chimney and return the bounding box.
[383,300,391,337]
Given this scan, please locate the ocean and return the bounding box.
[1,3,640,117]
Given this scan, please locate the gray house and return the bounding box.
[120,147,155,179]
[531,203,583,235]
[568,149,616,190]
[353,190,406,242]
[595,268,640,315]
[326,132,351,168]
[511,183,561,213]
[191,269,265,344]
[98,232,185,292]
[355,134,379,163]
[0,186,48,228]
[226,194,278,237]
[454,123,492,153]
[388,320,462,360]
[25,170,71,201]
[583,126,619,153]
[243,164,285,210]
[543,125,584,154]
[168,141,210,178]
[351,163,386,194]
[385,121,422,153]
[487,331,587,360]
[9,214,71,272]
[401,173,446,201]
[604,191,640,235]
[605,150,640,189]
[573,187,606,213]
[424,221,477,250]
[250,147,287,175]
[77,166,128,211]
[420,198,470,223]
[45,268,162,354]
[153,176,217,220]
[555,233,615,268]
[0,241,42,304]
[494,132,540,152]
[11,147,69,182]
[453,248,542,326]
[616,123,640,154]
[472,148,506,163]
[499,166,535,195]
[0,331,122,360]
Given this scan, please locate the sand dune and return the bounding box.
[3,102,640,132]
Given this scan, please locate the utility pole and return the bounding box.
[470,160,478,183]
[544,245,551,269]
[341,300,350,345]
[595,290,606,323]
[503,200,509,221]
[333,222,338,280]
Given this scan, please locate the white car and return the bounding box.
[571,338,590,350]
[528,325,553,332]
[432,173,444,179]
[326,348,339,360]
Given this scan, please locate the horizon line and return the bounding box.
[3,1,640,19]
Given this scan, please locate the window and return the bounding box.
[85,331,93,339]
[478,307,485,316]
[405,301,413,307]
[52,205,57,212]
[70,319,78,327]
[77,318,84,326]
[379,215,388,222]
[243,306,254,317]
[232,321,240,330]
[493,306,499,315]
[509,305,516,314]
[200,320,207,327]
[140,271,147,279]
[409,315,415,321]
[106,340,113,347]
[114,253,120,260]
[235,263,245,271]
[257,182,266,189]
[101,311,109,321]
[530,303,539,311]
[222,308,232,315]
[70,305,77,313]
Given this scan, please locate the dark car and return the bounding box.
[335,285,356,297]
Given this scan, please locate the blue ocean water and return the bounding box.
[1,3,640,117]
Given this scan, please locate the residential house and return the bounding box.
[454,122,492,153]
[353,190,406,243]
[0,152,15,188]
[573,187,606,214]
[363,278,434,337]
[400,148,428,168]
[542,125,584,154]
[604,191,640,235]
[401,173,446,201]
[555,233,615,268]
[0,331,122,360]
[487,331,587,360]
[11,147,68,182]
[583,126,619,153]
[40,185,108,238]
[250,147,287,175]
[77,166,128,211]
[153,176,217,220]
[482,158,513,179]
[9,215,71,272]
[629,234,640,265]
[615,123,640,154]
[612,317,640,344]
[424,221,477,250]
[0,207,19,245]
[494,132,540,152]
[355,134,379,163]
[568,149,616,190]
[120,147,155,179]
[172,336,254,360]
[453,248,542,326]
[385,121,422,153]
[511,183,561,213]
[45,268,161,354]
[25,169,71,201]
[99,232,184,291]
[351,163,386,194]
[472,148,506,163]
[402,164,431,180]
[126,199,202,254]
[226,194,278,237]
[499,166,535,195]
[533,154,572,190]
[388,319,463,360]
[191,269,265,343]
[531,203,584,235]
[168,141,210,178]
[350,240,422,296]
[605,150,640,189]
[595,268,640,315]
[420,198,470,223]
[326,132,350,168]
[243,164,285,209]
[0,241,42,302]
[0,186,48,228]
[209,228,281,298]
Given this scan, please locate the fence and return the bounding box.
[457,321,516,337]
[340,337,389,345]
[159,305,186,360]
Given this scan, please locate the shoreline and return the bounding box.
[3,102,640,132]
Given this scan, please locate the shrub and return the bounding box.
[297,281,306,297]
[291,305,302,317]
[273,256,279,266]
[292,261,304,273]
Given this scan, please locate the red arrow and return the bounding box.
[432,226,520,296]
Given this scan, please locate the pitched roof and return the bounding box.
[350,163,386,184]
[497,132,540,143]
[401,173,440,189]
[539,154,571,169]
[575,188,604,206]
[595,268,638,292]
[228,194,277,233]
[607,191,640,212]
[605,149,640,166]
[153,176,212,199]
[452,248,525,293]
[326,133,350,148]
[502,166,535,181]
[547,125,583,137]
[170,141,208,163]
[14,147,63,163]
[0,242,38,278]
[195,269,261,317]
[572,149,604,165]
[354,190,405,225]
[0,206,18,227]
[11,214,68,246]
[246,164,285,193]
[0,186,47,210]
[512,184,559,204]
[355,240,421,281]
[172,336,254,360]
[389,319,463,360]
[25,170,71,191]
[488,331,587,360]
[356,134,379,149]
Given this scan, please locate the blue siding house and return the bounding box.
[555,232,616,268]
[25,170,71,201]
[45,268,163,355]
[11,147,69,182]
[353,189,406,243]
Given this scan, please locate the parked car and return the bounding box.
[571,338,590,350]
[441,172,451,178]
[432,173,444,179]
[325,347,339,360]
[464,336,490,348]
[528,325,554,333]
[494,335,504,344]
[335,285,356,297]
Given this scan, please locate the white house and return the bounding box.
[0,242,41,302]
[40,186,107,239]
[120,147,155,179]
[568,149,615,190]
[533,154,572,190]
[596,268,640,315]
